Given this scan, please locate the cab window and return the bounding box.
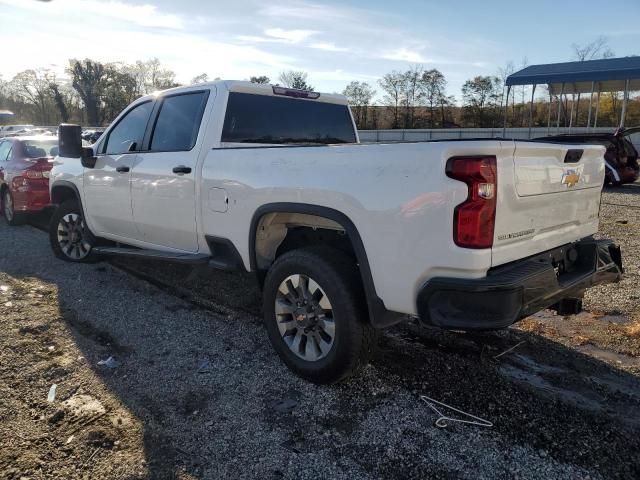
[103,101,153,155]
[149,91,209,152]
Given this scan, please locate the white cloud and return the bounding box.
[0,0,185,29]
[309,42,348,53]
[381,47,429,63]
[264,28,317,43]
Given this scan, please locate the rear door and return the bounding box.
[492,141,605,267]
[131,89,211,252]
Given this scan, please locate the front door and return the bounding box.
[84,100,154,239]
[131,90,210,252]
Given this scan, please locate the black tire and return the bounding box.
[49,199,100,263]
[2,189,25,226]
[262,246,378,384]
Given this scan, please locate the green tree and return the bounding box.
[48,82,69,123]
[250,76,271,84]
[68,59,108,126]
[102,64,138,124]
[461,76,501,127]
[342,81,375,128]
[278,71,313,90]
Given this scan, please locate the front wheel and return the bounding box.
[262,246,378,384]
[49,199,100,263]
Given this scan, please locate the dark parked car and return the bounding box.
[0,136,57,225]
[536,127,640,185]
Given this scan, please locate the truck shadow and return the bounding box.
[604,181,640,196]
[3,260,640,478]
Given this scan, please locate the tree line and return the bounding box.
[1,37,637,130]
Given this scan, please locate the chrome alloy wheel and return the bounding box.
[57,213,91,260]
[275,274,335,361]
[3,191,13,222]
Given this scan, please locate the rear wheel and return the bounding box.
[49,199,100,263]
[2,189,24,226]
[262,246,378,384]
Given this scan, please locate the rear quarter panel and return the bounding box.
[199,141,512,315]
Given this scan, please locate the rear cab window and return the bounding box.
[221,92,356,145]
[150,91,209,152]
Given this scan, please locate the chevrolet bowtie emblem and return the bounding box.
[561,169,580,187]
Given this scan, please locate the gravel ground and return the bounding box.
[1,186,640,479]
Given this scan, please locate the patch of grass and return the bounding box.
[625,320,640,339]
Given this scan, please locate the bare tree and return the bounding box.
[127,58,179,95]
[342,81,375,128]
[278,71,313,90]
[572,37,615,126]
[378,71,404,128]
[250,76,271,84]
[191,73,209,84]
[9,69,55,124]
[400,66,424,128]
[422,69,447,127]
[572,36,614,61]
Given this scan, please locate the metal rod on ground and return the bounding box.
[587,81,594,130]
[528,84,537,139]
[620,79,630,128]
[556,83,564,133]
[502,85,511,137]
[594,87,600,128]
[569,92,575,131]
[547,92,552,136]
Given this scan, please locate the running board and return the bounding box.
[93,247,211,264]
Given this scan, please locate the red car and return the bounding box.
[0,136,58,225]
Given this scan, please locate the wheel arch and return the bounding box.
[50,180,82,207]
[249,202,405,328]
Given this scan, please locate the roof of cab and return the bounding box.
[146,80,349,106]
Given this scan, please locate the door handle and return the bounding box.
[173,165,192,174]
[116,166,130,173]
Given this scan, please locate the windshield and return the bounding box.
[22,140,59,158]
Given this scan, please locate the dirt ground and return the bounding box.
[1,186,639,479]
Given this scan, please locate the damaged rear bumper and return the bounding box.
[417,239,623,330]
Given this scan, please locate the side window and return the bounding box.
[104,101,153,155]
[150,92,208,152]
[0,141,12,161]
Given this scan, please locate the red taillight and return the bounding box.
[24,158,52,179]
[25,169,44,179]
[446,156,497,249]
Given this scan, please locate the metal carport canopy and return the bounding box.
[506,57,640,94]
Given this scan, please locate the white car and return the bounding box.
[47,80,623,383]
[0,125,34,138]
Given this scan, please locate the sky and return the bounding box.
[1,0,639,101]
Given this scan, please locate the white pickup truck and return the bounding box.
[49,80,623,383]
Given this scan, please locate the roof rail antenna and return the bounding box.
[272,86,320,99]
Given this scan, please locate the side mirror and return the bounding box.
[81,147,97,168]
[58,124,83,158]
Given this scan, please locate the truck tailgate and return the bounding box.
[492,141,605,267]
